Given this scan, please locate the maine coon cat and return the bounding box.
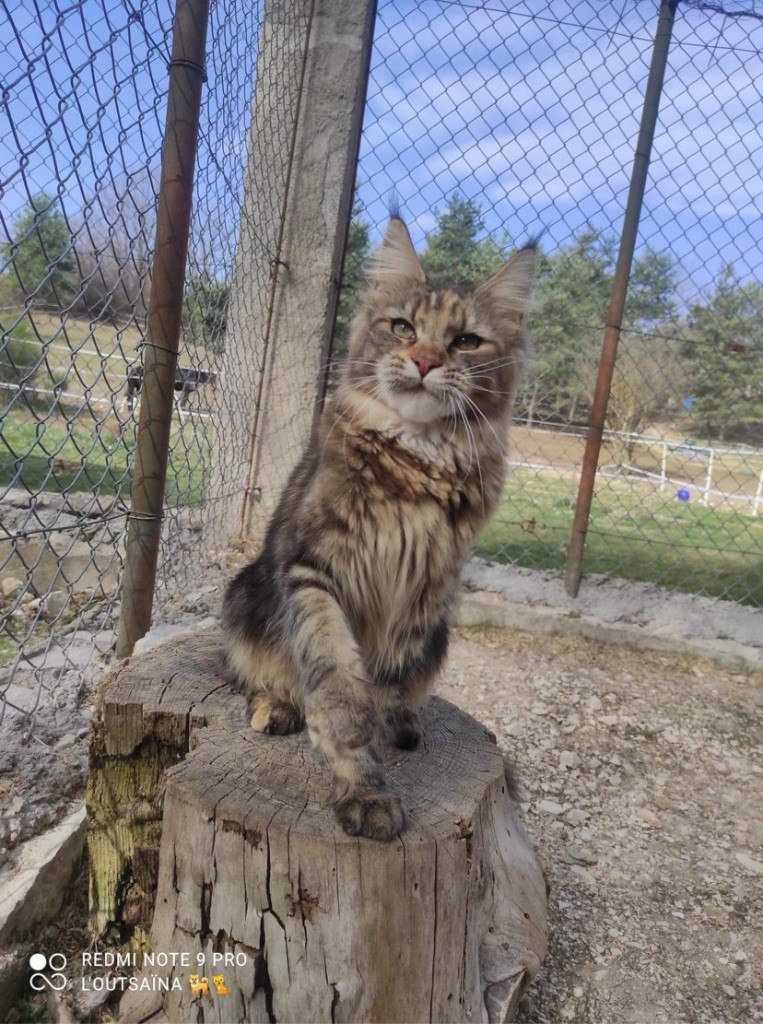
[223,212,536,841]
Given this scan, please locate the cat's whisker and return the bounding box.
[457,396,486,506]
[459,391,507,460]
[465,354,521,369]
[462,382,516,398]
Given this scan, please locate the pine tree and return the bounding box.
[524,229,678,426]
[3,193,74,309]
[333,194,372,354]
[683,266,763,440]
[421,193,504,289]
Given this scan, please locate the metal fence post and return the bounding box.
[115,0,210,657]
[564,0,679,598]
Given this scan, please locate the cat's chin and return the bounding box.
[385,388,448,425]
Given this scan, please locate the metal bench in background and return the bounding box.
[125,366,218,410]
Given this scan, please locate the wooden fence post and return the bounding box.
[209,0,377,548]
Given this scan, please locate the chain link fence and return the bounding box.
[0,0,301,734]
[343,0,763,607]
[1,0,762,747]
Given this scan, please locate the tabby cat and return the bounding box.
[223,212,536,841]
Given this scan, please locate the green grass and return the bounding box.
[3,404,761,607]
[476,466,763,606]
[0,407,212,506]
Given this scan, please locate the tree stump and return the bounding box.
[87,634,248,940]
[89,633,547,1023]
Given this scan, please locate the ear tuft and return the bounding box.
[370,216,426,286]
[475,245,538,314]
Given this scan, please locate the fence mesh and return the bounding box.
[1,0,762,750]
[0,0,314,736]
[345,0,763,606]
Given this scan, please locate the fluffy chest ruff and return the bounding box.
[300,414,503,674]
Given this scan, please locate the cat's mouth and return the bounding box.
[383,376,450,424]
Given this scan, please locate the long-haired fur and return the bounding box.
[224,214,537,840]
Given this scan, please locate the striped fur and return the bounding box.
[224,215,537,840]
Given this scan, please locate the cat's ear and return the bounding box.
[371,216,426,285]
[475,245,537,315]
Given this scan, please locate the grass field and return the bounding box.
[477,466,763,606]
[0,407,212,506]
[2,329,757,606]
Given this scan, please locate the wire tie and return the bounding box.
[137,341,179,357]
[127,510,165,523]
[168,57,207,82]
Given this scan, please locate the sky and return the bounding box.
[1,0,762,305]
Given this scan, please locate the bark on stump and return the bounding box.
[89,633,547,1023]
[87,634,247,941]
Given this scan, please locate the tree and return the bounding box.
[682,266,763,440]
[3,193,74,309]
[71,175,155,324]
[525,229,614,423]
[333,194,372,355]
[184,277,229,354]
[624,248,676,324]
[606,330,685,463]
[522,228,678,427]
[420,193,504,289]
[0,314,42,410]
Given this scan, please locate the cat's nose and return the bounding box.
[412,355,441,378]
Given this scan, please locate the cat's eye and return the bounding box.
[391,318,416,341]
[452,333,483,351]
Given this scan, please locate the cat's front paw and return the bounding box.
[333,788,407,842]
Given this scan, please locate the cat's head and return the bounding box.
[342,215,537,428]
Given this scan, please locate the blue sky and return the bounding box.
[355,0,763,303]
[1,0,762,305]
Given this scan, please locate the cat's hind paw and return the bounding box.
[393,708,422,750]
[382,705,422,750]
[250,695,304,736]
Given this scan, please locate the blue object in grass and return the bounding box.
[677,488,691,502]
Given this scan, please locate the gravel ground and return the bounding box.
[2,560,761,1023]
[441,626,762,1024]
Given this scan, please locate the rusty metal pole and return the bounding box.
[564,0,678,598]
[116,0,210,657]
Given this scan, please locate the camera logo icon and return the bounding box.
[29,952,68,991]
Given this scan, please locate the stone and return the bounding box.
[0,805,86,943]
[537,800,564,816]
[560,751,581,770]
[0,577,24,598]
[635,807,662,828]
[734,852,763,875]
[41,590,69,620]
[565,809,589,826]
[565,845,598,866]
[569,864,597,886]
[26,644,92,672]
